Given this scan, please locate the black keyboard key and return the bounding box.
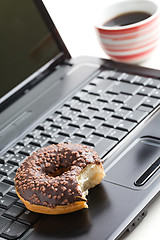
[60,125,78,137]
[30,135,49,147]
[84,93,98,103]
[37,120,52,130]
[138,86,154,96]
[98,92,116,102]
[123,95,146,110]
[94,125,112,137]
[138,105,153,113]
[69,135,84,144]
[19,144,39,156]
[53,117,70,128]
[3,172,15,185]
[91,99,106,110]
[108,82,141,95]
[107,71,122,80]
[65,98,78,107]
[127,110,148,123]
[113,108,132,119]
[48,134,67,145]
[142,97,160,108]
[47,112,60,121]
[0,174,5,182]
[0,153,14,164]
[117,120,137,132]
[107,129,127,141]
[119,73,139,83]
[18,209,40,226]
[98,70,113,79]
[2,221,29,240]
[92,77,113,87]
[79,108,98,119]
[0,208,4,216]
[0,164,16,176]
[113,93,131,103]
[0,195,17,209]
[71,100,89,111]
[8,153,27,166]
[3,205,25,220]
[61,109,79,120]
[15,199,25,208]
[103,102,122,112]
[94,138,117,157]
[7,187,18,198]
[8,145,23,154]
[109,71,126,81]
[18,137,32,146]
[75,127,93,138]
[84,118,102,129]
[41,126,60,138]
[104,117,122,128]
[0,216,12,234]
[56,105,70,115]
[82,134,102,147]
[150,89,160,98]
[70,116,88,128]
[132,76,150,85]
[73,90,88,101]
[82,84,98,93]
[90,77,103,85]
[27,129,43,138]
[93,79,114,92]
[94,110,112,120]
[146,78,160,88]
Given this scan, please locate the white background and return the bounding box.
[43,1,160,239]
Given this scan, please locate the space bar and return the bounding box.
[94,138,118,158]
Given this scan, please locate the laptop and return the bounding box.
[0,0,160,239]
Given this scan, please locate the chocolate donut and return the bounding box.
[15,143,105,214]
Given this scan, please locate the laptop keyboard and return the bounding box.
[0,68,160,239]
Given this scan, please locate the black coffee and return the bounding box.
[103,11,151,27]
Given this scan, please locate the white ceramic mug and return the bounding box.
[95,0,160,63]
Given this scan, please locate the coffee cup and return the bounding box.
[95,0,160,63]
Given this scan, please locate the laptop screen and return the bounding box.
[0,0,69,107]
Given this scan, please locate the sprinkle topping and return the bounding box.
[15,143,102,208]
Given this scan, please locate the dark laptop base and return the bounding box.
[2,56,157,240]
[24,77,160,240]
[1,55,160,240]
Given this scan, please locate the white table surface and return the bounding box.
[43,1,160,239]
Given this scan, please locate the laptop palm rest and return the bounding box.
[104,137,160,190]
[26,135,160,240]
[25,178,156,240]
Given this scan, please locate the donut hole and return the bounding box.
[78,164,105,197]
[47,167,69,177]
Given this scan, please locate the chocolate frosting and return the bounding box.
[15,143,102,208]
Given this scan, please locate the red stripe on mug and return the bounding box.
[107,45,156,61]
[96,14,160,35]
[101,35,159,52]
[99,23,160,41]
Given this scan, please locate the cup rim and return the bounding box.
[95,0,160,31]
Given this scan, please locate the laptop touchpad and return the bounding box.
[104,137,160,190]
